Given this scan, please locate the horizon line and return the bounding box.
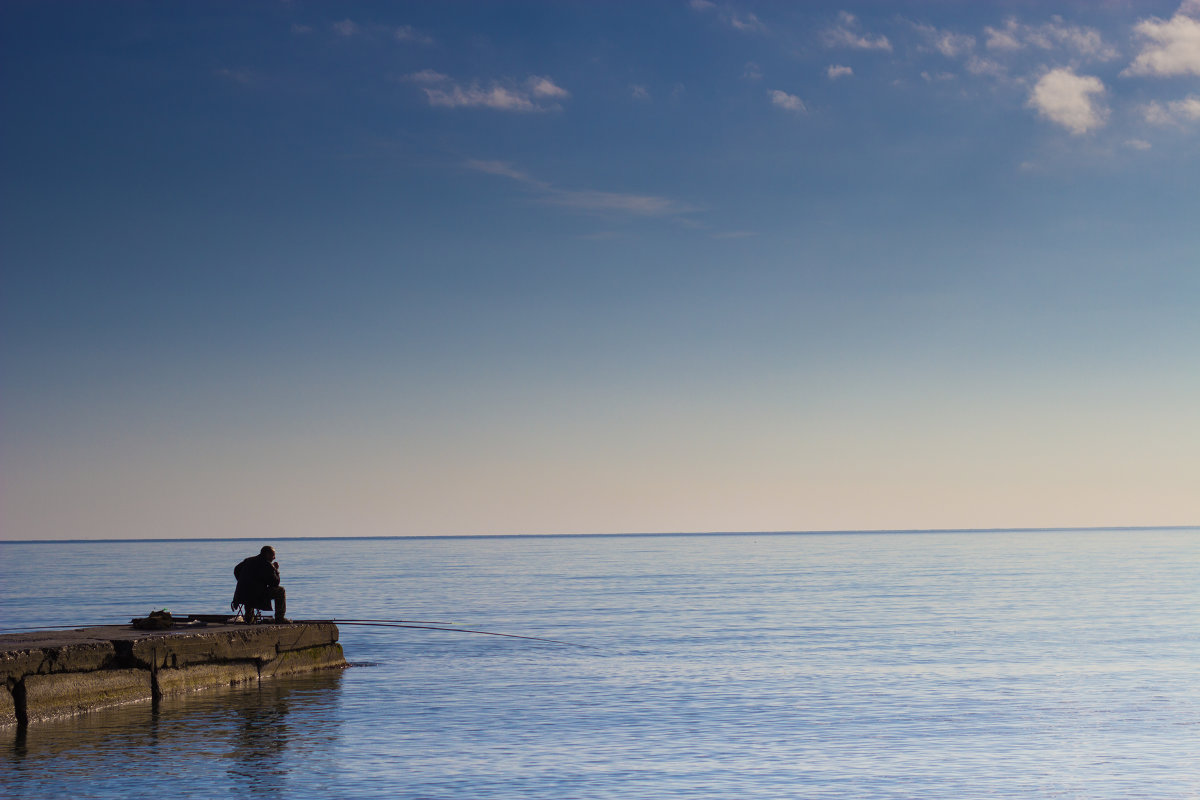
[2,524,1196,545]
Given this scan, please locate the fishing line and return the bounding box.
[332,620,590,648]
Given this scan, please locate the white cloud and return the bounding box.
[332,19,360,37]
[1142,94,1200,125]
[1125,6,1200,77]
[984,19,1022,51]
[921,70,956,82]
[729,12,768,34]
[1176,95,1200,118]
[426,85,536,112]
[690,1,769,35]
[407,74,570,112]
[552,190,687,216]
[914,23,975,58]
[528,76,570,99]
[983,16,1116,61]
[1125,138,1152,150]
[631,84,651,101]
[743,62,763,81]
[1027,68,1108,134]
[464,160,695,218]
[768,89,806,112]
[291,23,313,35]
[394,25,434,45]
[1046,20,1117,60]
[966,56,1006,78]
[1143,101,1175,125]
[827,65,854,79]
[824,12,892,51]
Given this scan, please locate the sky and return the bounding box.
[2,0,1198,541]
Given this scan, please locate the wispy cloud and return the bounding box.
[332,19,433,45]
[1142,94,1200,125]
[1124,3,1200,77]
[404,73,570,112]
[466,160,536,183]
[768,89,806,113]
[393,25,432,45]
[984,20,1022,51]
[528,77,570,99]
[464,160,697,218]
[983,17,1117,61]
[827,65,854,79]
[630,84,651,101]
[913,23,976,59]
[690,2,769,35]
[729,11,768,35]
[214,68,260,87]
[965,55,1006,79]
[824,12,892,52]
[1027,68,1108,135]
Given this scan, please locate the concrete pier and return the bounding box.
[0,618,346,725]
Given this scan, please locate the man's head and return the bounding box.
[260,546,276,560]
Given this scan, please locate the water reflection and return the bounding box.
[226,682,297,799]
[2,671,344,799]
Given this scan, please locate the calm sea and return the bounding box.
[1,530,1198,799]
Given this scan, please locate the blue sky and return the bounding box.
[2,1,1197,540]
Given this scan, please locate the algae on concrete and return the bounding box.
[24,669,153,724]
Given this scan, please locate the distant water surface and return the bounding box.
[1,530,1198,799]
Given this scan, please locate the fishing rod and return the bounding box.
[331,620,590,648]
[322,618,457,626]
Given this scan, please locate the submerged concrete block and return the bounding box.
[24,669,152,723]
[259,643,346,681]
[156,661,260,697]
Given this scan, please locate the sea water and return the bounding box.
[1,530,1197,799]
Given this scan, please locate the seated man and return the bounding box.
[232,545,289,623]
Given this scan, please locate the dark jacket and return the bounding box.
[232,554,281,611]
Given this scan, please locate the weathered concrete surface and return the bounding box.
[125,622,339,669]
[1,686,15,726]
[156,661,260,697]
[0,620,346,725]
[24,669,153,724]
[0,634,117,682]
